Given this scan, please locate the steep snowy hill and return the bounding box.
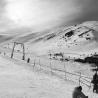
[25,21,98,57]
[1,21,98,58]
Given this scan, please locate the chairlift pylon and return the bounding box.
[11,42,25,60]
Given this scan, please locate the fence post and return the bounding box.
[50,59,53,74]
[79,72,81,86]
[39,58,41,70]
[64,62,67,80]
[33,58,36,69]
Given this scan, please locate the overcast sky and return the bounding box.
[0,0,98,34]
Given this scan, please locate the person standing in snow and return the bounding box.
[92,72,98,93]
[72,86,88,98]
[27,58,30,63]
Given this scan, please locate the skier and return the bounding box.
[72,86,88,98]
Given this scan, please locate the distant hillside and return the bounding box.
[2,21,98,57]
[25,21,98,56]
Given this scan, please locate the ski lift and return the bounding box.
[11,42,25,60]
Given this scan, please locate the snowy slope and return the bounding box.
[2,21,98,57]
[0,21,98,97]
[0,55,98,98]
[0,55,75,98]
[22,21,98,57]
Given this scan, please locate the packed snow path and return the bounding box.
[0,56,97,98]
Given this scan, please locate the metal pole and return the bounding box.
[11,42,15,58]
[22,44,25,60]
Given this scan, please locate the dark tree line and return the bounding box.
[74,56,98,67]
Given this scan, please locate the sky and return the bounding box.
[0,0,98,35]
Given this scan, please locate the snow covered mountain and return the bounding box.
[0,22,98,98]
[25,21,98,57]
[1,21,98,58]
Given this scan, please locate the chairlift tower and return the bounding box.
[11,42,25,60]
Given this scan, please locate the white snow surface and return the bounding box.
[0,55,97,98]
[0,21,98,98]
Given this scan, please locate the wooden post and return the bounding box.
[79,72,81,86]
[33,59,36,69]
[64,62,67,80]
[49,50,51,59]
[50,59,53,74]
[39,58,41,70]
